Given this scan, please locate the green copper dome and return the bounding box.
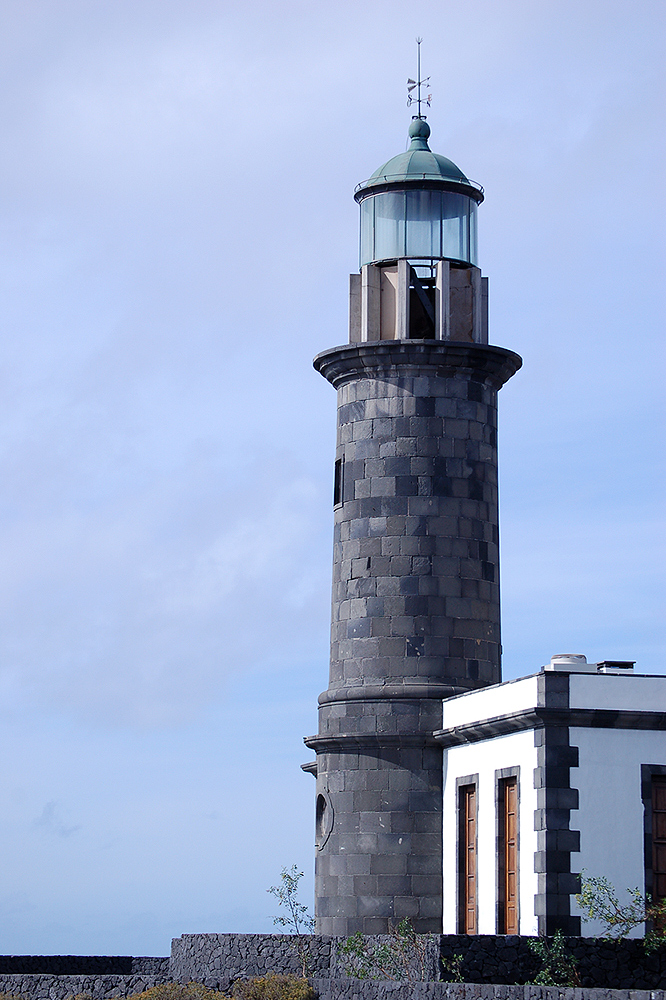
[354,118,483,203]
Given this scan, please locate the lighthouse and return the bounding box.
[304,97,522,935]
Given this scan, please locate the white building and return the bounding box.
[436,654,666,936]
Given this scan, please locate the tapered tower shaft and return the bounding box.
[307,343,519,934]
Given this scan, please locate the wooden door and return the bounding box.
[503,777,518,934]
[653,777,666,923]
[460,784,477,934]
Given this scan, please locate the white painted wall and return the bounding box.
[571,726,666,938]
[441,674,539,729]
[570,673,666,713]
[442,729,538,936]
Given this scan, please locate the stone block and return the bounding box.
[375,832,412,854]
[351,875,379,896]
[395,436,418,456]
[344,854,372,875]
[399,575,420,595]
[393,895,420,919]
[369,854,408,875]
[407,853,442,875]
[389,811,416,834]
[375,875,411,895]
[370,618,391,637]
[353,790,383,812]
[385,456,413,476]
[376,576,401,597]
[359,811,393,833]
[356,895,394,918]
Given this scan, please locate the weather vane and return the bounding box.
[407,37,431,117]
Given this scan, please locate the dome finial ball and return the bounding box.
[408,117,431,140]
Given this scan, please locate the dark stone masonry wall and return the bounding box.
[1,976,666,1000]
[311,985,661,1000]
[2,934,666,998]
[439,934,666,989]
[171,932,666,991]
[0,974,169,999]
[170,933,333,984]
[310,341,522,936]
[0,958,169,975]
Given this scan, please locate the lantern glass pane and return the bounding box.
[373,191,406,263]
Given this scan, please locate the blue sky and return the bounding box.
[0,0,663,956]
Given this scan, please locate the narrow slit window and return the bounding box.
[333,458,344,507]
[653,776,666,925]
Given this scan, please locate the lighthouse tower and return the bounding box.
[304,104,522,934]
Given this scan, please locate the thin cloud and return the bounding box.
[33,800,81,838]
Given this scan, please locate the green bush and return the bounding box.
[232,974,315,1000]
[527,930,579,986]
[440,953,464,983]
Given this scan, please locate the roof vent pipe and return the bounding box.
[545,654,597,672]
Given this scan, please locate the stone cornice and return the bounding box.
[318,682,467,706]
[313,340,522,391]
[433,706,666,747]
[304,733,439,752]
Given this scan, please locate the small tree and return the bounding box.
[267,865,315,976]
[575,872,666,950]
[336,919,437,982]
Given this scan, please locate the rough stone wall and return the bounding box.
[0,974,169,999]
[170,934,333,986]
[172,932,666,991]
[2,972,665,1000]
[310,986,665,1000]
[4,934,666,995]
[440,934,666,988]
[312,979,666,1000]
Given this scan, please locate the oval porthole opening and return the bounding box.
[315,791,334,850]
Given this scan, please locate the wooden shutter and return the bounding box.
[503,777,518,935]
[653,777,666,917]
[459,784,477,934]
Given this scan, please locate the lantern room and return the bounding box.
[355,117,483,269]
[349,118,488,344]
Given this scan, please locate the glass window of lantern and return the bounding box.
[373,192,406,262]
[404,189,440,259]
[360,198,375,266]
[469,205,478,266]
[441,193,477,265]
